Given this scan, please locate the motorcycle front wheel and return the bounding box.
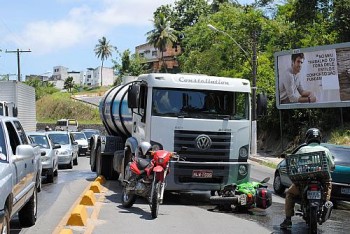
[121,185,136,208]
[308,206,318,234]
[151,180,161,219]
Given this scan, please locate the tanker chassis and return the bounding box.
[90,73,253,192]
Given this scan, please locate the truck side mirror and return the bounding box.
[128,85,139,109]
[13,107,18,117]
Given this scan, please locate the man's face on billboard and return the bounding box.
[292,57,303,74]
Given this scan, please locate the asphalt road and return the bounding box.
[9,157,350,234]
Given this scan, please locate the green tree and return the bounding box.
[146,13,178,73]
[64,76,74,93]
[94,36,116,86]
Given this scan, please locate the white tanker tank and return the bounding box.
[99,76,137,140]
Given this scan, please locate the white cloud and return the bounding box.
[5,0,176,54]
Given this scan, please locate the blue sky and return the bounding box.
[0,0,254,80]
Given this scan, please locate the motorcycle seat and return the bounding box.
[136,158,151,170]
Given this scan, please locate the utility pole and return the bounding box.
[5,49,31,81]
[251,30,258,155]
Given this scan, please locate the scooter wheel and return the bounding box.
[209,196,238,205]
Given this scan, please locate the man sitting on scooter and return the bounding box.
[280,128,335,229]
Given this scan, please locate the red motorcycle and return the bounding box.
[121,142,179,219]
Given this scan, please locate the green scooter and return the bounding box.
[210,177,272,211]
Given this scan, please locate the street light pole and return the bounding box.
[208,24,258,155]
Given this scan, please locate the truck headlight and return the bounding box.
[238,165,248,176]
[239,146,248,159]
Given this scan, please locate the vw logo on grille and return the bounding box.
[195,134,212,150]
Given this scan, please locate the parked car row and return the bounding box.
[273,143,350,203]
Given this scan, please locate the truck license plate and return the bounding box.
[341,187,350,195]
[192,170,213,178]
[307,191,321,199]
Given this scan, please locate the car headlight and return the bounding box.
[238,165,248,176]
[41,156,50,162]
[58,150,69,155]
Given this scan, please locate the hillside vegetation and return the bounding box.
[36,92,101,124]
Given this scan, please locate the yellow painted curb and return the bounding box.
[95,175,106,184]
[90,181,102,193]
[66,204,88,226]
[80,189,96,206]
[59,229,73,234]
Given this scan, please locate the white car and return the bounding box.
[28,132,60,183]
[70,131,89,156]
[47,131,79,168]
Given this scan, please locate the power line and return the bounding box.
[5,49,31,81]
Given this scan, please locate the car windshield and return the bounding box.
[48,133,70,145]
[324,144,350,166]
[0,124,7,161]
[83,130,99,139]
[72,132,87,140]
[29,135,50,149]
[152,88,249,120]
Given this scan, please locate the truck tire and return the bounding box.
[90,141,97,172]
[96,145,119,180]
[18,188,37,227]
[1,207,10,234]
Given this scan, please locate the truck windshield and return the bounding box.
[152,88,249,120]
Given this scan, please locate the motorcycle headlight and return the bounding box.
[157,158,164,164]
[238,165,248,176]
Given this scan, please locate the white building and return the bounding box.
[48,66,115,89]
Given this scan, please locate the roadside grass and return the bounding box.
[260,161,278,169]
[36,92,101,124]
[328,127,350,145]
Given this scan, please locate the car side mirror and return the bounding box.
[53,144,61,149]
[280,153,287,158]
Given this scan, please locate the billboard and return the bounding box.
[275,42,350,109]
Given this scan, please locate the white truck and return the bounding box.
[90,73,254,192]
[0,116,42,232]
[0,81,36,132]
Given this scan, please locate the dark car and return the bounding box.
[273,143,350,202]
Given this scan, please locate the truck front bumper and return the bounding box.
[165,161,250,191]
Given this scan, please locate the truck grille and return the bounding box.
[173,130,231,162]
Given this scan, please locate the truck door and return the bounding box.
[5,121,28,201]
[132,84,148,143]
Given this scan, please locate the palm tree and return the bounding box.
[94,37,115,86]
[146,13,178,73]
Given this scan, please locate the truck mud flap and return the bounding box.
[113,150,124,173]
[100,155,119,180]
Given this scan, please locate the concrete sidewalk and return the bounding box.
[249,152,284,168]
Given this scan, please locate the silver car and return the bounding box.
[70,131,88,156]
[47,131,79,168]
[28,132,60,183]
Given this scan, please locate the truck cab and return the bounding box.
[94,73,252,192]
[0,101,17,117]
